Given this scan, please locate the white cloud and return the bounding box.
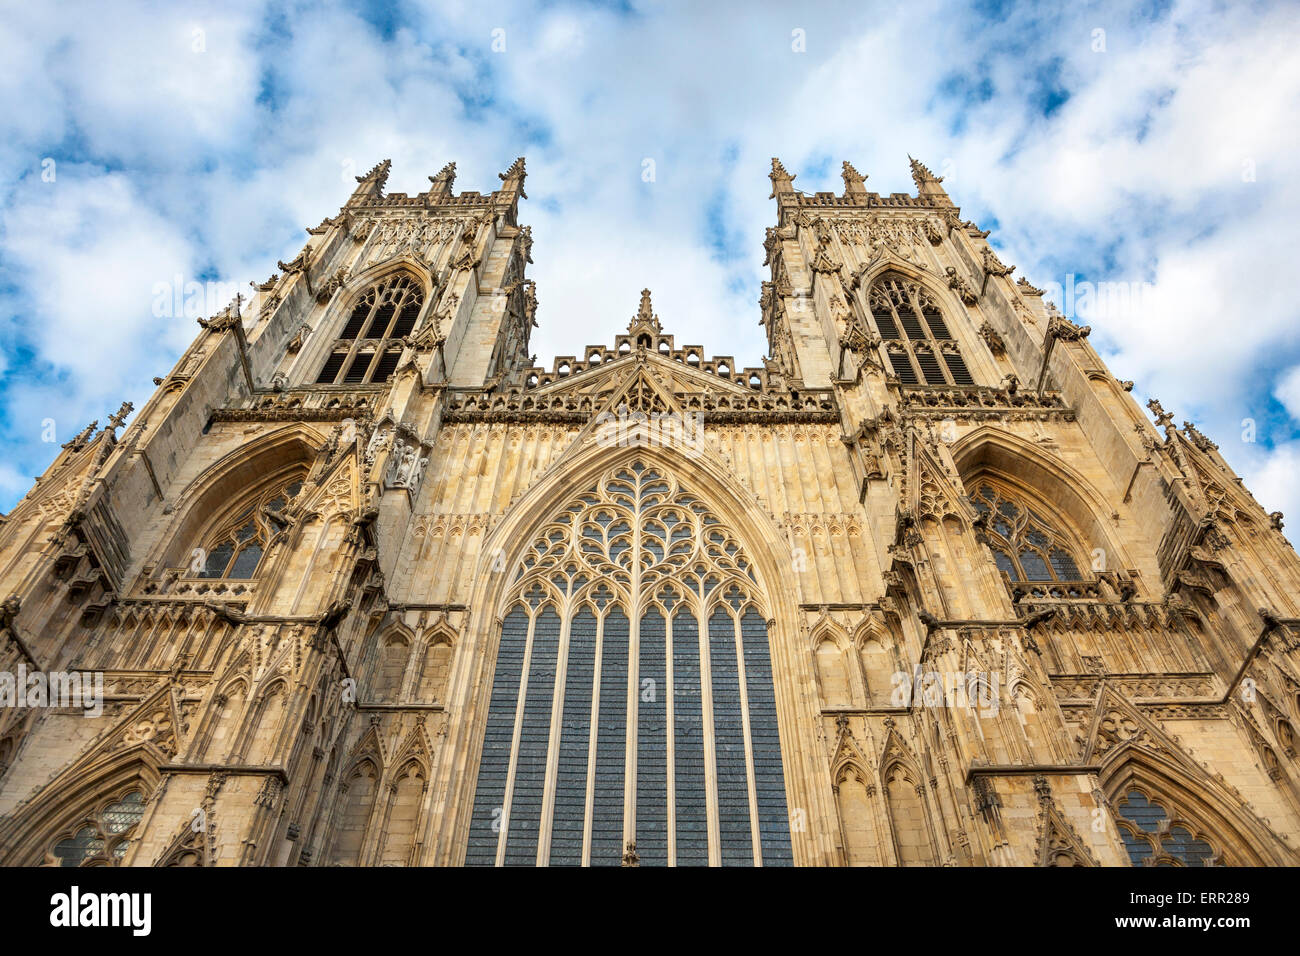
[2,0,1299,528]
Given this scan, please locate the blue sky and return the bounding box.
[2,0,1300,524]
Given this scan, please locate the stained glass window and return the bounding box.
[194,476,304,579]
[49,789,146,867]
[970,480,1083,583]
[466,461,793,866]
[1115,790,1219,866]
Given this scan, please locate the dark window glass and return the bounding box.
[944,352,974,385]
[915,349,945,385]
[228,544,262,579]
[342,353,371,384]
[315,352,346,384]
[339,305,368,339]
[465,607,528,866]
[370,349,401,383]
[889,352,918,385]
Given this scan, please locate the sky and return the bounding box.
[2,0,1299,525]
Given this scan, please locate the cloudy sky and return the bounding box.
[2,0,1299,524]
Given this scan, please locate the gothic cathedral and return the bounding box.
[2,156,1298,868]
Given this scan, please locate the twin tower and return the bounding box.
[1,155,1298,867]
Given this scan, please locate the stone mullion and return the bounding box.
[731,610,763,865]
[494,607,536,866]
[664,609,677,866]
[535,602,573,865]
[696,593,720,865]
[580,611,605,866]
[333,293,380,384]
[622,505,641,860]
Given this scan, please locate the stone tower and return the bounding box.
[1,156,1298,867]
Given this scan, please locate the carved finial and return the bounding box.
[1147,398,1175,430]
[106,401,133,433]
[909,154,941,189]
[629,288,661,335]
[355,158,391,189]
[769,157,796,198]
[427,161,456,199]
[498,156,527,198]
[61,420,98,451]
[842,160,868,197]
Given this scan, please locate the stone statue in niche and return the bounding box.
[385,438,428,491]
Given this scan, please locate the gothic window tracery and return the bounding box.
[868,275,973,386]
[970,480,1083,583]
[1115,790,1220,866]
[47,788,146,867]
[194,475,304,579]
[466,461,793,866]
[316,274,424,385]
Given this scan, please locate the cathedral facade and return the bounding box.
[1,156,1299,867]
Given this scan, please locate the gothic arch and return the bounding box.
[152,424,324,574]
[1100,754,1289,866]
[1087,692,1299,866]
[371,623,415,702]
[878,736,940,866]
[0,750,161,866]
[811,620,854,709]
[851,617,896,708]
[326,755,382,866]
[951,427,1133,580]
[856,261,995,384]
[415,626,456,704]
[297,261,435,384]
[438,438,834,866]
[239,677,290,765]
[199,676,250,761]
[833,761,877,866]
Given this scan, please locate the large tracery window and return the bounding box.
[194,475,303,579]
[970,480,1083,583]
[868,275,973,386]
[466,461,794,867]
[1115,790,1220,866]
[315,274,424,385]
[47,789,146,867]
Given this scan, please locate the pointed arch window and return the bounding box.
[316,274,424,385]
[466,461,794,867]
[1115,790,1220,866]
[194,475,303,579]
[47,788,147,866]
[868,275,973,386]
[970,480,1084,583]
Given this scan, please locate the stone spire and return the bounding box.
[769,157,796,199]
[498,157,527,199]
[628,288,662,337]
[427,161,456,201]
[908,154,950,203]
[842,161,868,199]
[350,158,391,203]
